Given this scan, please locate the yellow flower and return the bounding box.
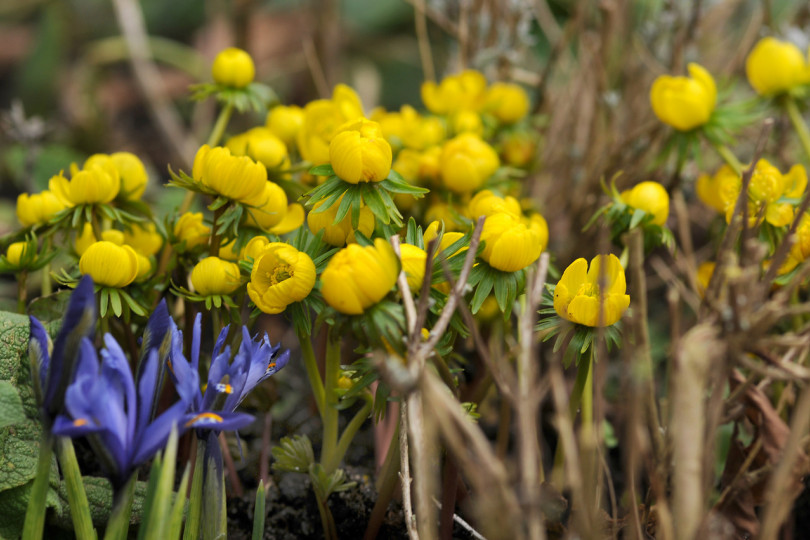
[297,84,364,165]
[440,134,500,193]
[718,159,805,227]
[190,257,242,296]
[650,63,716,131]
[16,190,66,227]
[244,181,289,231]
[423,221,467,256]
[620,181,670,226]
[5,242,32,267]
[226,128,289,171]
[479,212,546,272]
[746,37,810,96]
[554,254,630,327]
[424,202,465,231]
[501,132,536,168]
[75,223,125,256]
[696,165,736,214]
[266,105,304,148]
[218,240,242,261]
[321,238,399,315]
[85,152,148,199]
[399,244,428,290]
[269,203,305,235]
[468,190,521,220]
[79,241,139,288]
[134,253,153,282]
[174,212,211,251]
[421,70,487,115]
[329,118,392,184]
[192,145,267,205]
[247,243,316,313]
[49,164,120,206]
[696,262,715,297]
[307,197,375,246]
[243,236,270,261]
[211,47,255,88]
[451,110,484,136]
[122,222,163,257]
[485,82,530,124]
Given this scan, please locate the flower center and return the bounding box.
[576,283,601,298]
[265,264,294,286]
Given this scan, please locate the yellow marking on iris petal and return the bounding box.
[268,361,277,370]
[216,383,233,394]
[73,418,89,427]
[184,412,224,428]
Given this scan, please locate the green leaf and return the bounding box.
[51,476,149,531]
[271,435,315,473]
[109,289,123,317]
[309,164,334,176]
[26,290,73,323]
[0,381,25,429]
[0,479,61,539]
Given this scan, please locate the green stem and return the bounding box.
[321,328,341,473]
[326,397,373,473]
[207,103,234,147]
[103,475,137,540]
[90,211,104,241]
[57,437,95,540]
[208,206,226,257]
[314,489,339,540]
[17,270,28,314]
[298,329,326,420]
[182,440,205,540]
[363,422,401,540]
[709,141,743,175]
[785,96,810,163]
[41,237,52,297]
[552,348,595,487]
[22,433,53,540]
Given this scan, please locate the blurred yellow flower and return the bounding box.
[243,236,271,261]
[451,110,484,136]
[218,240,242,261]
[746,37,810,96]
[479,212,547,272]
[266,105,304,147]
[49,164,120,206]
[423,221,467,256]
[174,212,211,251]
[650,63,716,131]
[321,238,399,315]
[620,181,670,226]
[696,164,736,214]
[134,253,153,282]
[247,243,316,314]
[421,70,487,115]
[501,132,536,168]
[192,145,267,205]
[190,257,242,296]
[5,242,32,267]
[468,190,522,220]
[16,190,66,227]
[85,152,148,199]
[554,254,629,327]
[122,222,163,257]
[696,262,715,297]
[720,160,806,227]
[79,241,139,288]
[75,223,125,256]
[329,118,392,184]
[268,203,305,236]
[485,82,530,124]
[226,127,289,171]
[211,47,255,88]
[297,84,364,165]
[399,243,428,290]
[244,181,288,231]
[307,197,375,246]
[424,202,465,231]
[440,133,500,193]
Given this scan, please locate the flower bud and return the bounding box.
[329,118,393,184]
[650,63,716,131]
[297,85,364,165]
[244,182,288,231]
[620,181,670,226]
[269,203,306,236]
[211,47,255,88]
[16,190,66,227]
[174,212,211,251]
[5,242,31,267]
[85,152,148,199]
[75,223,125,256]
[192,145,267,205]
[226,128,289,171]
[440,133,500,193]
[746,37,809,96]
[468,190,521,220]
[122,222,163,257]
[247,243,316,313]
[49,163,120,206]
[134,253,153,282]
[307,197,375,246]
[485,82,530,124]
[451,110,484,136]
[79,241,139,288]
[266,105,304,147]
[190,257,242,296]
[321,238,399,315]
[399,244,428,290]
[421,70,487,115]
[479,212,546,272]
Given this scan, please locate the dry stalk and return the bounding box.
[302,38,330,99]
[399,402,419,540]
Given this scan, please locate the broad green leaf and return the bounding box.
[0,381,25,430]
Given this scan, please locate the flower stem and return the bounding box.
[208,205,226,257]
[41,237,52,297]
[57,437,95,540]
[321,327,341,473]
[298,328,326,419]
[22,433,52,540]
[710,141,743,175]
[17,270,28,314]
[785,96,810,163]
[326,396,373,473]
[103,474,137,540]
[314,489,339,540]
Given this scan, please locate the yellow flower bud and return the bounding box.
[424,202,465,231]
[399,244,427,290]
[211,47,255,88]
[122,222,163,257]
[297,84,364,165]
[244,182,289,231]
[554,254,630,327]
[135,253,153,282]
[329,118,392,184]
[337,376,354,390]
[650,63,716,131]
[79,241,139,288]
[423,221,467,256]
[5,242,31,267]
[696,262,715,297]
[468,190,521,220]
[485,82,530,124]
[85,152,148,199]
[190,257,242,296]
[243,236,270,261]
[440,134,500,193]
[307,197,375,246]
[321,238,399,315]
[479,212,545,272]
[746,37,810,96]
[266,105,305,148]
[49,164,120,206]
[226,128,289,171]
[174,212,211,251]
[620,181,670,226]
[421,70,487,115]
[16,190,66,227]
[192,145,268,205]
[269,203,306,236]
[74,223,126,256]
[501,132,536,168]
[218,240,242,261]
[451,110,484,136]
[247,243,316,314]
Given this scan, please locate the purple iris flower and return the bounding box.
[174,313,290,435]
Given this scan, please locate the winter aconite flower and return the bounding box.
[174,212,211,251]
[485,82,530,124]
[468,190,522,220]
[74,223,125,256]
[440,133,500,193]
[192,145,267,205]
[243,181,289,231]
[321,238,399,315]
[226,127,290,171]
[746,37,810,96]
[266,105,304,148]
[297,84,364,165]
[329,118,393,184]
[479,212,547,272]
[307,197,375,246]
[5,242,33,268]
[650,63,716,131]
[421,70,487,115]
[16,190,66,227]
[554,254,630,327]
[399,244,428,290]
[49,164,120,206]
[79,241,139,288]
[85,152,149,199]
[717,160,807,227]
[122,222,163,257]
[211,47,255,88]
[190,257,242,296]
[620,181,670,226]
[247,243,316,314]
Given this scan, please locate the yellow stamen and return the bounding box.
[184,412,224,428]
[73,418,89,427]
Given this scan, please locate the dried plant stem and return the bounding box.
[413,0,435,82]
[303,38,330,99]
[400,402,419,540]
